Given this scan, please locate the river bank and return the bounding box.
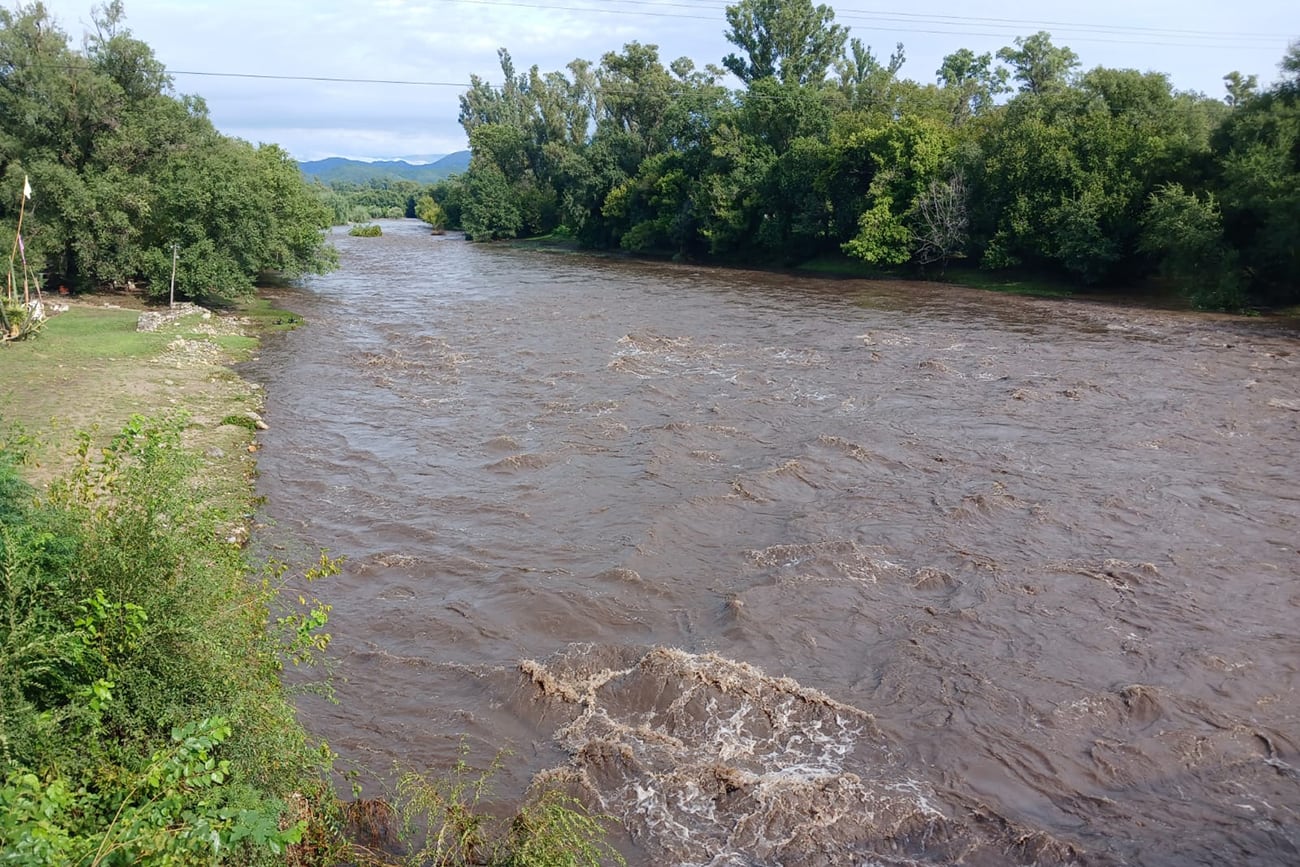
[502,231,1299,312]
[0,294,345,864]
[0,294,292,480]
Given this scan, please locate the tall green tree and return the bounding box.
[966,60,1219,285]
[1210,41,1300,304]
[596,42,676,168]
[1223,71,1259,107]
[997,31,1080,95]
[835,38,907,115]
[0,2,334,302]
[937,48,1008,124]
[721,0,848,86]
[449,18,1292,310]
[1140,183,1242,308]
[839,115,954,266]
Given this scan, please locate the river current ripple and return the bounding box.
[245,219,1299,866]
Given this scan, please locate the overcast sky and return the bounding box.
[32,0,1300,162]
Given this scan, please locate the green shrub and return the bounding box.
[0,415,339,864]
[1140,183,1246,311]
[349,224,383,237]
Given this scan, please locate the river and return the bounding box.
[245,219,1299,866]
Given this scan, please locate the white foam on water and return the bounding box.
[522,647,1089,866]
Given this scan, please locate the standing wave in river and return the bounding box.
[523,646,1093,866]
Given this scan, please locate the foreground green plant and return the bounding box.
[0,717,302,864]
[0,414,342,864]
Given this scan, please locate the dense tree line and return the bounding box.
[314,176,461,228]
[0,2,336,304]
[449,0,1299,309]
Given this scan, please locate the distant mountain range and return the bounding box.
[298,151,471,184]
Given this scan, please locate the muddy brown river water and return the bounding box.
[246,219,1299,866]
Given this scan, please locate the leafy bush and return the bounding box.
[1140,183,1245,310]
[416,195,447,232]
[0,415,339,864]
[349,224,384,237]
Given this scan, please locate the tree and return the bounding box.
[597,42,675,165]
[965,65,1220,285]
[937,48,1008,123]
[461,160,522,240]
[1223,71,1259,107]
[1282,40,1300,86]
[428,177,466,230]
[415,194,446,231]
[1140,183,1242,309]
[836,38,907,114]
[141,136,335,303]
[913,174,969,268]
[85,0,169,105]
[1210,43,1300,305]
[997,32,1079,95]
[737,76,835,153]
[840,115,954,266]
[458,48,533,134]
[755,135,834,257]
[721,0,847,86]
[0,2,334,300]
[694,118,775,255]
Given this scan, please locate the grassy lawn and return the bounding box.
[0,296,282,489]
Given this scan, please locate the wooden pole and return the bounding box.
[169,243,178,308]
[8,178,27,304]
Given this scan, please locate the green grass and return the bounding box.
[792,254,901,279]
[220,413,260,431]
[210,333,260,356]
[14,308,169,360]
[237,297,305,333]
[937,267,1076,298]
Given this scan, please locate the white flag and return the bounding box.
[22,176,31,201]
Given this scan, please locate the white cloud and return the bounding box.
[31,0,1300,160]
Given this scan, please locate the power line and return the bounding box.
[601,0,1289,41]
[445,0,1291,48]
[169,69,473,88]
[7,62,477,88]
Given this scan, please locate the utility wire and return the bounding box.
[4,58,1242,104]
[594,0,1289,41]
[169,70,472,87]
[445,0,1291,48]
